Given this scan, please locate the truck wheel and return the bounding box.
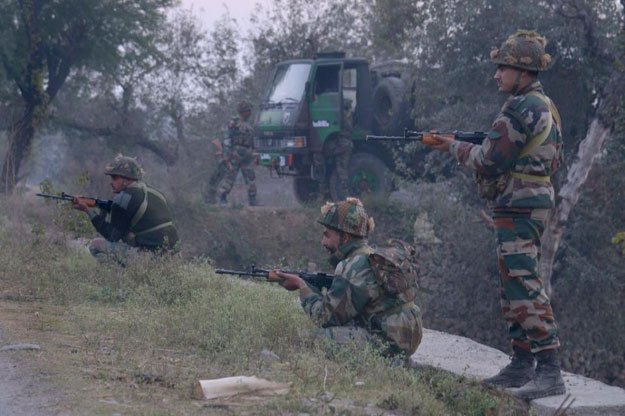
[329,153,393,201]
[372,77,408,135]
[293,176,321,205]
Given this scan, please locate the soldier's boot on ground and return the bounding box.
[482,346,535,388]
[510,349,565,400]
[219,194,228,207]
[248,193,258,206]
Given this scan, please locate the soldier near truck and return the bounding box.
[428,30,565,401]
[254,53,409,203]
[206,100,258,207]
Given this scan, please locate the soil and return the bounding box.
[0,170,327,415]
[0,301,69,415]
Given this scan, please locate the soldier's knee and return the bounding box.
[88,238,108,256]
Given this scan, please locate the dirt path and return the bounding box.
[0,303,67,415]
[0,332,49,415]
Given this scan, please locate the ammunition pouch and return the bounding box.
[475,172,510,201]
[475,90,557,201]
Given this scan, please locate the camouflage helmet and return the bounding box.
[104,154,144,180]
[490,30,552,72]
[317,197,375,238]
[237,100,252,114]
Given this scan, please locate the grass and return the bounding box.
[0,196,528,415]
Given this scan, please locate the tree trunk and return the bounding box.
[0,108,37,193]
[540,119,611,296]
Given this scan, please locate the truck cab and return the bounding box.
[255,52,410,203]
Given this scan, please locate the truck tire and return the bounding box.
[293,176,320,205]
[329,152,393,201]
[372,77,408,135]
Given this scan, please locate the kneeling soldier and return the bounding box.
[73,154,180,262]
[270,197,422,359]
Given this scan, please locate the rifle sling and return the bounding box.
[129,183,169,229]
[508,91,559,183]
[133,221,174,237]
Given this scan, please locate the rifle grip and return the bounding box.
[422,133,454,146]
[266,270,284,282]
[75,197,96,208]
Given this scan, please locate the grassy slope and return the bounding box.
[0,196,526,415]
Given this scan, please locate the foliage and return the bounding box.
[37,176,94,238]
[612,231,625,256]
[48,9,241,167]
[0,0,175,191]
[387,0,623,181]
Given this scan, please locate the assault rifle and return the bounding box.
[36,192,113,211]
[215,265,334,291]
[366,128,487,145]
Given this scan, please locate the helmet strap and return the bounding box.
[338,231,349,247]
[511,70,523,95]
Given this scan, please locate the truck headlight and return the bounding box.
[283,136,307,148]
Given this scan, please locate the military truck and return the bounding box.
[254,52,413,203]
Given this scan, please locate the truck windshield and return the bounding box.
[266,63,311,104]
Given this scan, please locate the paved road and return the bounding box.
[412,328,625,416]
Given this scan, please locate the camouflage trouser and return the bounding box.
[207,145,256,199]
[88,238,135,264]
[315,135,353,200]
[219,146,256,197]
[493,208,560,353]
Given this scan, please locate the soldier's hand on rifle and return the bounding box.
[423,133,455,152]
[268,270,306,291]
[72,196,93,213]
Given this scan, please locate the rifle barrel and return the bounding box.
[214,266,334,290]
[36,192,73,201]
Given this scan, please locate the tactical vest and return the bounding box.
[122,182,179,250]
[476,90,561,201]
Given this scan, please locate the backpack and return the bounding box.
[368,239,419,302]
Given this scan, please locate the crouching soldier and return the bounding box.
[73,154,180,262]
[269,197,422,359]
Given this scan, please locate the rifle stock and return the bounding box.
[366,128,487,145]
[36,192,113,211]
[215,265,334,291]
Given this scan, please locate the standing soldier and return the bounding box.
[206,100,258,206]
[269,197,422,359]
[73,154,180,262]
[428,30,565,400]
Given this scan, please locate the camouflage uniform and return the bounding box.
[89,156,180,262]
[207,101,257,205]
[449,32,562,355]
[300,198,422,357]
[436,30,567,399]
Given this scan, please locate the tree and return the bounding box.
[380,0,623,294]
[51,9,240,166]
[0,0,173,193]
[539,0,625,294]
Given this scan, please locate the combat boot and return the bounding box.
[510,349,565,400]
[482,346,535,388]
[219,194,228,207]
